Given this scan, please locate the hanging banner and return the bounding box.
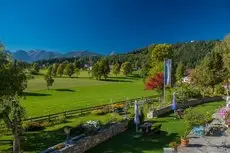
[164,59,172,86]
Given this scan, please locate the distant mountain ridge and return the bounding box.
[8,50,101,62]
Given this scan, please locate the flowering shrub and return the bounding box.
[145,72,164,91]
[219,108,227,118]
[82,120,100,135]
[184,108,212,127]
[218,107,230,127]
[91,109,105,115]
[91,106,110,115]
[112,103,125,109]
[226,119,230,126]
[224,110,230,126]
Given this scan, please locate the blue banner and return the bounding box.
[164,59,172,86]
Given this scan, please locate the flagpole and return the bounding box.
[163,59,166,104]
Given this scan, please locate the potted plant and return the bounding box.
[181,126,190,146]
[181,108,193,147]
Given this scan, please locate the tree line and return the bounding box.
[34,40,219,71]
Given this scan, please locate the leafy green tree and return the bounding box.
[30,63,40,75]
[87,67,92,78]
[44,74,54,90]
[216,34,230,94]
[111,63,120,76]
[92,62,101,80]
[57,63,65,76]
[148,62,164,77]
[221,35,230,75]
[176,63,185,83]
[191,51,225,94]
[0,45,27,153]
[99,59,110,80]
[150,44,173,63]
[73,59,80,69]
[92,59,110,80]
[64,63,75,77]
[120,61,132,76]
[33,63,40,73]
[47,65,53,76]
[51,63,59,76]
[75,67,80,78]
[148,44,173,79]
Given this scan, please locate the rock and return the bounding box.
[163,148,176,153]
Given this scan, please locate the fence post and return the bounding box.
[48,113,51,122]
[64,111,67,119]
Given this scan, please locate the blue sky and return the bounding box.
[0,0,230,54]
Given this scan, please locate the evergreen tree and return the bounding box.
[175,63,185,83]
[191,51,225,94]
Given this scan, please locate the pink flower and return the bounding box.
[220,108,227,117]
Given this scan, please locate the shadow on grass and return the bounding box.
[0,139,12,145]
[86,128,179,153]
[24,92,51,97]
[109,76,139,81]
[102,79,132,83]
[22,128,66,152]
[0,121,75,153]
[55,89,75,92]
[54,76,90,79]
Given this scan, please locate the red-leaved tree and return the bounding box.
[145,72,164,91]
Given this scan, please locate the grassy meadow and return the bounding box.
[22,70,155,117]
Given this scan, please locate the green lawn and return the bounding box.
[87,101,224,153]
[22,72,155,117]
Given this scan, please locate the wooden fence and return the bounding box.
[0,96,157,133]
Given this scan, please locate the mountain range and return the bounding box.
[6,50,101,62]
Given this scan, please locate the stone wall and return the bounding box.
[148,96,223,118]
[59,121,128,153]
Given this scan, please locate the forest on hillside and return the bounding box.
[35,40,219,69]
